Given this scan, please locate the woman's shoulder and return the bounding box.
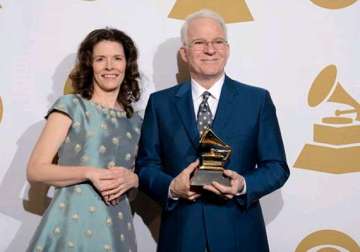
[133,109,145,120]
[53,94,82,106]
[127,110,144,128]
[47,94,86,119]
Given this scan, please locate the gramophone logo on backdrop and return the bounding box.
[64,77,75,95]
[294,64,360,173]
[310,0,358,9]
[295,229,360,252]
[64,66,76,95]
[168,0,253,23]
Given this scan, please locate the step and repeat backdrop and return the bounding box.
[0,1,359,251]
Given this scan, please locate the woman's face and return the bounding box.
[92,40,126,94]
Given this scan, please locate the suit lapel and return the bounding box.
[212,75,238,136]
[175,81,200,148]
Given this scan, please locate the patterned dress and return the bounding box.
[27,94,142,252]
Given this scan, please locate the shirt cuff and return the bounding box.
[168,184,179,200]
[236,178,247,196]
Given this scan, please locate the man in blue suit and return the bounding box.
[136,9,289,252]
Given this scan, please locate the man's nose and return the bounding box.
[203,42,216,54]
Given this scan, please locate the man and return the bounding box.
[136,9,289,252]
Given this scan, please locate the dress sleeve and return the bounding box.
[45,94,80,121]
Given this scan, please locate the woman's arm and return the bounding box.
[27,112,112,187]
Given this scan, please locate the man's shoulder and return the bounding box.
[226,76,268,95]
[150,82,189,100]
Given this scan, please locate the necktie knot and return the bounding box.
[200,91,211,113]
[201,91,211,102]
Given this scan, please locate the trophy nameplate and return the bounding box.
[191,128,232,186]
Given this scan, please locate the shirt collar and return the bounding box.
[191,74,225,100]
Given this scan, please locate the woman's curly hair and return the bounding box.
[70,28,140,118]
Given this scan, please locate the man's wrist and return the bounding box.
[236,177,247,196]
[168,180,179,200]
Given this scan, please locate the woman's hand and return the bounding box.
[100,167,139,203]
[85,168,115,192]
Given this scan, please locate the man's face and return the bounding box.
[180,17,229,85]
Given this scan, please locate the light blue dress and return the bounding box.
[27,94,142,252]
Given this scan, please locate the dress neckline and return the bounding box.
[76,94,127,118]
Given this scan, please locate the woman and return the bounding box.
[27,28,142,252]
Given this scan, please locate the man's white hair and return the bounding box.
[180,9,227,45]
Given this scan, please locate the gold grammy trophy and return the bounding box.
[294,65,360,173]
[191,128,232,186]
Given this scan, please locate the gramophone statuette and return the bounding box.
[191,128,232,186]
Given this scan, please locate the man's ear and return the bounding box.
[179,47,188,63]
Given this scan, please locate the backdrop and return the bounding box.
[0,1,359,251]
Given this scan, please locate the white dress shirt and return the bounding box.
[191,75,225,119]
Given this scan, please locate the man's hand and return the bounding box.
[169,160,201,201]
[203,169,244,199]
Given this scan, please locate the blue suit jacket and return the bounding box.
[136,75,289,252]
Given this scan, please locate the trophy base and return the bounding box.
[191,169,230,186]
